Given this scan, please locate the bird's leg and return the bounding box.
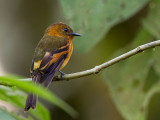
[58,70,66,80]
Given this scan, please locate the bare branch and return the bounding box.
[53,40,160,81]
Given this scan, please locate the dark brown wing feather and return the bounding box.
[39,53,68,85]
[25,36,69,111]
[25,51,68,111]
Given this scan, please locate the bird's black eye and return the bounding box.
[64,28,68,32]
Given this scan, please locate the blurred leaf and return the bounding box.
[102,0,160,119]
[142,66,159,92]
[0,75,78,118]
[0,75,48,120]
[0,109,16,120]
[0,86,49,120]
[103,26,160,120]
[103,52,154,120]
[143,0,160,77]
[0,108,27,120]
[60,0,149,52]
[147,92,160,120]
[143,0,160,39]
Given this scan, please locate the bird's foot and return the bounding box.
[58,70,66,80]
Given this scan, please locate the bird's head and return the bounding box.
[45,22,81,39]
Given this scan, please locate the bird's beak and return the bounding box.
[69,33,81,36]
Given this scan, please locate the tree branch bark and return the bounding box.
[52,40,160,81]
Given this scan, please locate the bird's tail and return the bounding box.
[24,60,62,111]
[24,93,38,111]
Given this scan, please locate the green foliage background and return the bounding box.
[1,0,160,120]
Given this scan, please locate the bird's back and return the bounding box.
[33,36,68,62]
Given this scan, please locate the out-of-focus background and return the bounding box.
[1,0,160,120]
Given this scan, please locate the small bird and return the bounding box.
[24,22,81,111]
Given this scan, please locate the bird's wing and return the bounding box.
[40,52,68,87]
[30,36,69,87]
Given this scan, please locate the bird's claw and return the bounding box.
[58,70,66,80]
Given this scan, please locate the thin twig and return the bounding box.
[52,40,160,81]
